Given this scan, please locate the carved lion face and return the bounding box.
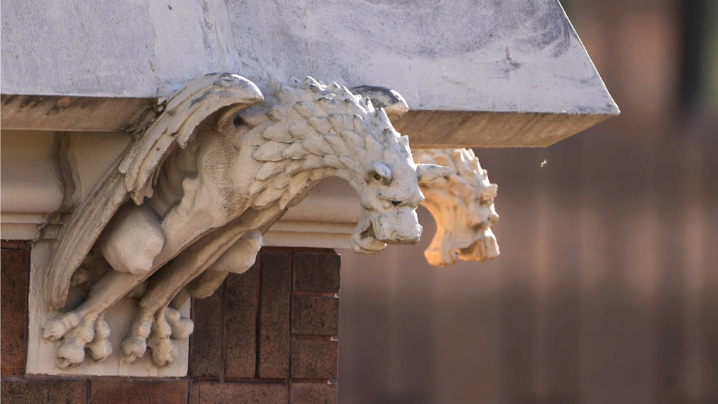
[417,149,500,266]
[347,115,449,255]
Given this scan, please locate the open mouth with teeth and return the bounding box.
[350,216,422,254]
[351,219,388,254]
[349,204,425,256]
[455,231,499,263]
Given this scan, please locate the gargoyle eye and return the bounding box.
[391,200,402,206]
[366,162,392,184]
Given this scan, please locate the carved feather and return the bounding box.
[281,142,309,160]
[301,136,333,156]
[339,130,363,151]
[253,141,289,162]
[287,171,311,197]
[288,120,319,139]
[293,101,323,119]
[256,161,289,181]
[317,97,346,115]
[307,117,333,135]
[301,155,324,170]
[322,155,344,169]
[253,185,286,208]
[284,160,305,176]
[262,121,294,143]
[324,133,350,156]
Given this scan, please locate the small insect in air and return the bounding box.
[540,159,547,167]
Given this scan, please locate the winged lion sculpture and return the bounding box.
[40,74,451,368]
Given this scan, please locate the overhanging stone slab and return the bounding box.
[1,0,618,147]
[394,110,613,148]
[1,95,612,148]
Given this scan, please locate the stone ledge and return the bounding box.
[1,95,616,148]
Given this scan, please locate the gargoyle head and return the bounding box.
[344,84,451,254]
[330,92,449,254]
[314,83,450,253]
[415,148,500,266]
[242,78,450,254]
[348,130,451,255]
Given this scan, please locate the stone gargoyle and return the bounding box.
[40,74,451,368]
[414,148,499,266]
[348,87,500,267]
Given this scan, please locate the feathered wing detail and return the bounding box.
[44,73,263,310]
[244,78,372,210]
[121,74,264,204]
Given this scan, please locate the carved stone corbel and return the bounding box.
[34,73,450,372]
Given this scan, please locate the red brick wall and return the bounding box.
[1,243,339,404]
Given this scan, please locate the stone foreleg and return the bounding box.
[171,230,262,309]
[42,203,166,368]
[122,227,266,367]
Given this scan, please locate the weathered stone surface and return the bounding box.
[292,296,339,336]
[258,249,292,378]
[1,380,87,404]
[90,380,189,404]
[291,338,339,379]
[1,247,28,376]
[293,251,341,293]
[190,381,288,404]
[189,284,224,378]
[0,0,616,114]
[225,265,260,379]
[290,382,338,404]
[1,0,617,147]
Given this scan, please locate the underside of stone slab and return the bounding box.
[0,95,613,148]
[0,0,618,148]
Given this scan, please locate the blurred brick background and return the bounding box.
[337,0,718,403]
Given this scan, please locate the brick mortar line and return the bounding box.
[292,291,338,297]
[223,377,288,383]
[254,252,262,378]
[24,246,31,378]
[291,335,335,340]
[288,250,295,404]
[187,379,192,404]
[219,278,227,383]
[289,378,334,383]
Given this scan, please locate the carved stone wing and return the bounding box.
[44,73,264,309]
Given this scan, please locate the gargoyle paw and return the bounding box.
[148,335,179,367]
[42,312,81,340]
[55,317,96,368]
[87,316,112,362]
[165,307,194,340]
[121,336,147,364]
